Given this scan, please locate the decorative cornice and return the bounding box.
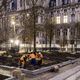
[49,3,80,10]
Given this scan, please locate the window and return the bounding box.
[12,2,15,10]
[71,14,75,22]
[56,16,60,24]
[62,0,66,5]
[72,8,75,12]
[64,9,67,13]
[26,0,30,6]
[63,15,68,23]
[38,16,41,24]
[20,0,22,7]
[11,0,17,10]
[64,29,67,36]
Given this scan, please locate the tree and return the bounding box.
[44,16,55,52]
[20,0,42,53]
[0,0,12,44]
[74,22,80,52]
[20,12,34,51]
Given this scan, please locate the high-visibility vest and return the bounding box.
[29,53,36,59]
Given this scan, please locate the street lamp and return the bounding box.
[10,39,14,43]
[11,20,16,37]
[9,39,20,53]
[14,40,20,46]
[27,13,29,17]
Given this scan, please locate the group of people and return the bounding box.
[19,52,43,68]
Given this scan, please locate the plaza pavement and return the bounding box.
[0,59,80,80]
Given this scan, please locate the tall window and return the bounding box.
[38,16,41,24]
[26,0,30,6]
[71,14,75,22]
[11,0,17,10]
[63,15,68,23]
[12,2,15,10]
[62,0,67,5]
[20,0,23,7]
[56,16,60,24]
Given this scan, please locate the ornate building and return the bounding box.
[0,0,80,51]
[48,0,80,51]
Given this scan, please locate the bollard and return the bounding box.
[11,68,25,80]
[50,65,59,72]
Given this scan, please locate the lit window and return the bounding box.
[56,16,60,24]
[63,15,68,23]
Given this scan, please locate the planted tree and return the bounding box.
[20,0,42,53]
[0,0,11,45]
[44,16,55,52]
[74,22,80,52]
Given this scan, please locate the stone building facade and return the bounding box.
[0,0,80,50]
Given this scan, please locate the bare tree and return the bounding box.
[0,0,12,49]
[20,0,42,52]
[44,16,55,52]
[74,22,80,53]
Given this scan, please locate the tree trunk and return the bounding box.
[49,29,52,52]
[75,28,77,53]
[33,0,36,53]
[45,31,47,50]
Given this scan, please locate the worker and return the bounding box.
[19,54,27,68]
[29,52,36,66]
[36,52,43,66]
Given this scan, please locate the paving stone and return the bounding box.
[49,66,80,80]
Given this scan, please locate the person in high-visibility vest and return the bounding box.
[36,52,43,66]
[29,52,36,66]
[19,54,27,68]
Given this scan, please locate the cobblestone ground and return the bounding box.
[24,62,80,80]
[0,60,80,80]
